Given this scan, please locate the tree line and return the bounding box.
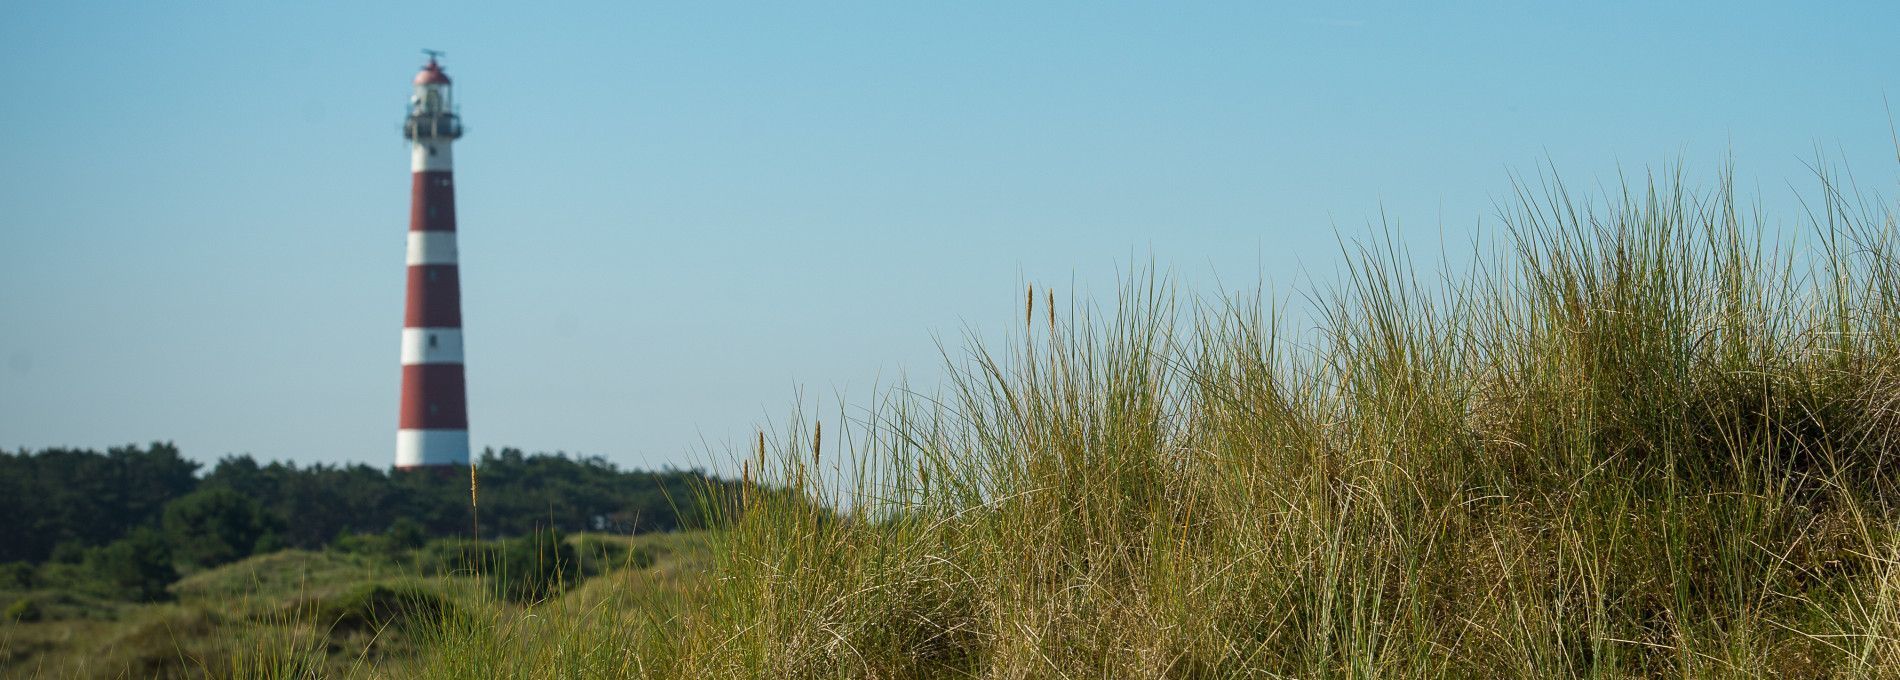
[0,442,731,600]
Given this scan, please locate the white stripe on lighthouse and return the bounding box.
[400,328,464,364]
[412,141,454,172]
[396,429,470,467]
[406,231,459,265]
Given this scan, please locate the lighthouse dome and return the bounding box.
[415,60,451,85]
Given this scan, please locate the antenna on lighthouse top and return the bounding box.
[422,48,445,64]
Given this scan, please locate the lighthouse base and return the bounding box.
[396,428,470,468]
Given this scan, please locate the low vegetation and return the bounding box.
[0,445,726,568]
[0,532,706,678]
[0,445,721,678]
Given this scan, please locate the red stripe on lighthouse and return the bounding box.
[410,171,458,231]
[399,364,469,429]
[404,265,463,327]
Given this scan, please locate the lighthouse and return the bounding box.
[396,52,470,470]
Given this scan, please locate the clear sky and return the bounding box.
[3,1,1897,471]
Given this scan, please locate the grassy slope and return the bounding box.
[1,550,391,678]
[0,532,710,679]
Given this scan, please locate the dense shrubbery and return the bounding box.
[0,443,197,565]
[0,445,730,606]
[5,596,42,622]
[199,448,727,546]
[163,487,278,570]
[83,527,177,602]
[0,561,34,589]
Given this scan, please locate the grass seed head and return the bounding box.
[1027,284,1035,326]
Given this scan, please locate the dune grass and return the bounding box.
[675,166,1900,678]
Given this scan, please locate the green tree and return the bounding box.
[386,517,426,551]
[0,442,198,563]
[5,597,42,622]
[162,487,273,570]
[0,561,34,589]
[85,527,176,602]
[3,443,729,571]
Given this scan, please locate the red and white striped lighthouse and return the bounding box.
[396,53,470,469]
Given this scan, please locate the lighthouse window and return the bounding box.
[428,206,438,219]
[428,334,439,348]
[430,403,439,415]
[428,269,438,282]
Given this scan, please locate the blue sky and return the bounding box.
[3,1,1897,471]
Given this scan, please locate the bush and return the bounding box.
[31,561,94,592]
[386,518,426,551]
[84,527,176,602]
[317,582,453,633]
[332,531,393,558]
[5,596,42,622]
[0,561,35,589]
[163,487,275,570]
[48,541,86,564]
[252,530,285,555]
